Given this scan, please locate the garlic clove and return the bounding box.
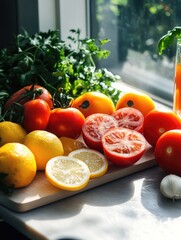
[160,174,181,199]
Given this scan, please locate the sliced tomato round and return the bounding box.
[112,107,144,133]
[102,127,146,167]
[82,113,118,152]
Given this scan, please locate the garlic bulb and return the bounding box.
[160,174,181,199]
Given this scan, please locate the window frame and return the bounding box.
[38,0,90,40]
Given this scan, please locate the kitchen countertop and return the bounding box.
[0,82,178,239]
[1,166,181,240]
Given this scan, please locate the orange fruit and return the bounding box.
[45,156,90,191]
[23,130,64,170]
[0,143,37,188]
[71,91,115,118]
[116,91,155,117]
[59,136,86,156]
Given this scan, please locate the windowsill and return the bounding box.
[104,49,174,109]
[112,80,173,110]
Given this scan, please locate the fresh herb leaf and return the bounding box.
[0,28,121,112]
[158,26,181,55]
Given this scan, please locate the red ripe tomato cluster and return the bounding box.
[81,107,181,174]
[143,109,181,176]
[4,85,85,139]
[5,85,181,175]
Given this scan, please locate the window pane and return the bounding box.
[90,0,181,105]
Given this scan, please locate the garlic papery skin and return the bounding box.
[160,174,181,200]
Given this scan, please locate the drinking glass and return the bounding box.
[173,39,181,117]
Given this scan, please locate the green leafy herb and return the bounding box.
[158,26,181,55]
[0,29,121,113]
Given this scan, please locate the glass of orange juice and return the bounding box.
[173,39,181,117]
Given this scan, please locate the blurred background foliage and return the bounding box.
[92,0,181,62]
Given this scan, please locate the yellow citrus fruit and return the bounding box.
[59,136,86,156]
[71,91,115,118]
[45,156,90,191]
[23,130,64,171]
[116,91,155,117]
[0,121,27,147]
[68,148,108,178]
[0,143,36,188]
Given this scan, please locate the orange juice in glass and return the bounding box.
[173,40,181,117]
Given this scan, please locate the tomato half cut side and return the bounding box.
[102,127,146,167]
[112,107,144,133]
[82,113,118,152]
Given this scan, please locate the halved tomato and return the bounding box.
[102,127,146,167]
[82,113,118,152]
[112,107,144,133]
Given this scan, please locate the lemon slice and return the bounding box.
[45,156,90,191]
[68,149,108,178]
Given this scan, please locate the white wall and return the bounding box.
[58,0,88,40]
[38,0,56,31]
[38,0,88,41]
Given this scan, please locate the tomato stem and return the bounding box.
[127,100,134,107]
[1,88,44,123]
[80,100,90,109]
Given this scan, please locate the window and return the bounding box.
[89,0,181,106]
[38,0,181,106]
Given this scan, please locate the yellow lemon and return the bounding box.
[68,148,108,178]
[0,143,37,188]
[0,121,27,147]
[59,136,86,156]
[45,156,90,191]
[23,130,64,171]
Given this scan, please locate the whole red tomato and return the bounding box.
[23,99,50,132]
[155,129,181,175]
[143,109,181,146]
[47,107,85,139]
[4,84,53,110]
